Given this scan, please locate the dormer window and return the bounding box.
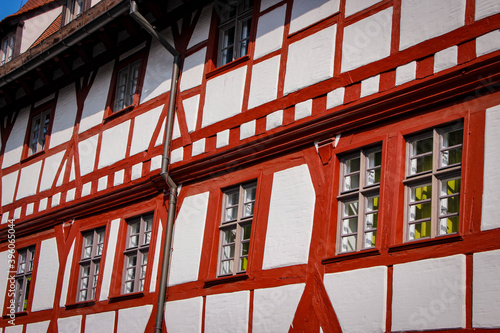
[1,33,15,65]
[64,0,89,25]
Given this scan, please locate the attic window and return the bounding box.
[64,0,89,25]
[1,33,15,65]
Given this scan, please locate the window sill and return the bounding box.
[206,55,249,80]
[388,234,463,253]
[108,291,144,303]
[104,104,135,122]
[322,248,380,265]
[21,150,45,164]
[3,311,27,319]
[65,300,95,309]
[204,273,248,288]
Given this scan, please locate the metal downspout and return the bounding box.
[129,2,180,332]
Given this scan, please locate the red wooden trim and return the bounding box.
[386,265,393,333]
[203,274,248,288]
[391,0,401,54]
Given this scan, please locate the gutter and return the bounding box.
[129,2,181,332]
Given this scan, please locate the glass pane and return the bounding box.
[222,244,235,260]
[441,148,462,167]
[226,191,239,206]
[365,213,378,230]
[413,137,433,155]
[244,185,256,203]
[441,178,461,196]
[243,202,254,217]
[440,196,460,216]
[364,231,376,248]
[129,235,139,248]
[126,267,136,280]
[366,169,381,186]
[142,252,148,265]
[241,242,249,256]
[368,150,382,168]
[242,224,252,240]
[127,255,137,268]
[81,276,89,289]
[221,47,233,66]
[439,216,459,235]
[222,26,235,49]
[125,281,134,293]
[343,201,358,217]
[220,260,233,275]
[97,244,103,256]
[442,129,463,148]
[130,221,140,234]
[79,290,87,301]
[24,277,31,311]
[341,235,357,252]
[346,157,360,173]
[342,218,358,235]
[409,221,431,240]
[411,155,433,174]
[411,184,432,202]
[344,174,360,191]
[409,202,432,221]
[223,228,236,244]
[240,257,248,271]
[225,206,237,221]
[144,232,151,245]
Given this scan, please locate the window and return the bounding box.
[114,60,141,111]
[218,182,256,276]
[337,147,382,253]
[28,108,51,156]
[1,33,15,65]
[64,0,89,24]
[405,123,463,241]
[77,228,105,302]
[217,0,253,66]
[14,247,35,313]
[123,214,153,293]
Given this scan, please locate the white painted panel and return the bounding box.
[482,105,500,230]
[5,326,23,333]
[141,32,174,103]
[434,46,458,73]
[49,84,77,149]
[284,25,336,94]
[341,8,392,72]
[240,120,256,140]
[58,315,82,332]
[392,255,466,331]
[360,75,380,98]
[289,0,340,34]
[327,87,345,109]
[180,47,206,91]
[168,192,209,286]
[20,6,60,53]
[165,297,203,333]
[400,0,466,51]
[205,291,249,333]
[262,164,315,269]
[0,251,9,311]
[182,95,200,133]
[2,106,29,169]
[188,5,213,49]
[16,161,42,200]
[78,135,99,176]
[26,320,50,333]
[345,0,383,16]
[117,305,153,333]
[217,129,230,148]
[475,0,500,20]
[261,0,282,11]
[114,170,125,186]
[395,61,417,86]
[295,99,312,121]
[253,283,305,332]
[473,249,500,328]
[60,241,75,307]
[202,66,247,127]
[98,120,130,168]
[99,219,120,301]
[32,238,59,311]
[149,222,163,292]
[266,110,283,131]
[171,147,183,163]
[248,55,281,109]
[85,311,115,333]
[2,171,19,206]
[99,175,108,191]
[254,5,286,59]
[79,61,114,134]
[130,106,163,156]
[476,30,500,57]
[324,266,387,333]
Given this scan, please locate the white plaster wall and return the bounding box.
[187,5,212,49]
[79,61,114,134]
[180,47,206,91]
[327,87,345,109]
[49,83,78,149]
[130,106,162,156]
[261,0,281,11]
[58,315,82,332]
[482,105,500,230]
[202,66,247,127]
[0,251,9,311]
[2,171,19,206]
[253,283,305,332]
[85,311,115,333]
[341,7,392,72]
[26,320,50,333]
[475,0,500,21]
[39,151,65,192]
[2,106,29,169]
[182,95,200,133]
[99,219,120,301]
[248,55,281,109]
[295,99,312,121]
[98,120,130,168]
[284,25,336,94]
[78,134,98,176]
[254,5,286,59]
[149,222,163,292]
[324,266,387,333]
[400,0,466,51]
[476,30,500,58]
[434,46,458,73]
[473,249,500,328]
[165,297,203,333]
[345,0,383,16]
[5,326,23,333]
[20,6,61,53]
[289,0,340,34]
[360,75,380,98]
[15,161,42,200]
[141,32,174,103]
[396,61,417,86]
[117,305,153,333]
[59,241,75,307]
[205,291,249,333]
[392,255,466,331]
[262,164,315,269]
[168,192,209,286]
[32,238,59,312]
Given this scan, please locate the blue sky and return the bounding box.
[0,0,27,21]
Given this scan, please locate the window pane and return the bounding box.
[343,201,358,217]
[440,216,459,235]
[342,218,358,235]
[341,235,357,252]
[441,148,462,167]
[222,244,235,260]
[225,206,238,221]
[242,224,251,240]
[364,231,376,248]
[24,277,31,311]
[414,137,433,155]
[442,129,463,148]
[409,221,431,240]
[125,281,134,294]
[241,242,249,256]
[222,26,235,49]
[240,257,248,271]
[220,260,233,275]
[223,228,236,244]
